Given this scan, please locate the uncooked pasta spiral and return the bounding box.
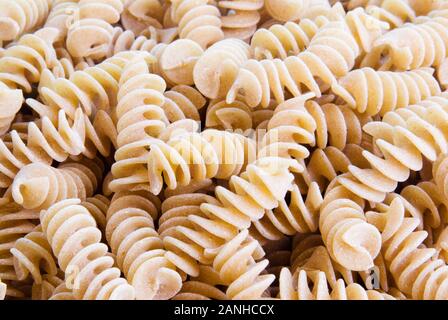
[161,156,302,277]
[151,39,204,86]
[31,272,64,300]
[146,124,257,195]
[361,14,448,71]
[106,190,183,300]
[218,0,264,40]
[336,95,448,203]
[226,9,388,108]
[298,144,371,193]
[250,6,345,60]
[41,198,135,300]
[279,269,394,299]
[10,225,58,284]
[163,85,207,122]
[0,0,53,43]
[0,202,38,298]
[359,0,434,28]
[0,27,60,134]
[66,0,125,60]
[121,0,165,34]
[333,67,442,116]
[251,182,323,241]
[193,38,252,100]
[173,281,228,300]
[169,0,224,49]
[10,159,104,210]
[319,184,382,271]
[265,0,333,22]
[205,96,253,131]
[366,196,448,299]
[212,229,275,299]
[44,0,78,43]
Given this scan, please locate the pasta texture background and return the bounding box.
[1,0,448,301]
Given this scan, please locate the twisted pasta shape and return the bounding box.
[173,281,228,300]
[147,125,257,195]
[337,95,448,203]
[205,96,254,131]
[31,273,64,300]
[0,202,39,297]
[366,197,448,299]
[251,182,323,241]
[41,198,135,300]
[44,0,78,43]
[319,185,382,271]
[66,0,125,60]
[161,157,302,276]
[362,14,448,71]
[265,0,334,22]
[169,0,224,49]
[163,85,207,122]
[212,230,275,299]
[250,7,344,60]
[279,269,394,299]
[226,9,388,108]
[218,0,264,40]
[120,0,165,34]
[333,67,442,116]
[0,27,60,134]
[193,38,252,100]
[106,190,183,300]
[10,225,58,284]
[0,0,53,43]
[10,159,104,210]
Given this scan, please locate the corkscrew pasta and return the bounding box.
[1,0,448,302]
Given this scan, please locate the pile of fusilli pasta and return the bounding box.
[0,0,448,301]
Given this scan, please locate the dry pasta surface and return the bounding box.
[1,0,448,301]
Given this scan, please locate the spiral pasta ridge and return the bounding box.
[265,0,335,22]
[279,268,394,299]
[41,198,135,300]
[212,229,275,299]
[11,159,104,210]
[226,9,388,108]
[0,0,53,43]
[337,95,448,203]
[66,0,125,60]
[169,0,224,49]
[10,225,58,284]
[366,196,448,299]
[218,0,264,40]
[106,190,183,300]
[333,67,442,116]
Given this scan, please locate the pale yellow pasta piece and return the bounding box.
[44,0,78,43]
[250,6,344,60]
[169,0,224,49]
[205,96,253,131]
[31,273,64,300]
[41,198,135,300]
[161,157,302,276]
[279,269,395,299]
[367,197,448,299]
[10,159,104,210]
[362,14,448,70]
[106,190,182,300]
[333,67,442,116]
[212,230,275,299]
[163,85,207,122]
[0,278,5,300]
[172,281,228,300]
[0,0,53,43]
[226,9,388,108]
[218,0,264,40]
[147,126,256,195]
[10,225,58,285]
[319,185,382,271]
[121,0,165,34]
[66,0,125,60]
[193,38,252,99]
[265,0,333,22]
[337,95,448,202]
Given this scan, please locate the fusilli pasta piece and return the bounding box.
[41,198,135,299]
[0,0,53,43]
[218,0,264,40]
[265,0,333,22]
[106,190,183,299]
